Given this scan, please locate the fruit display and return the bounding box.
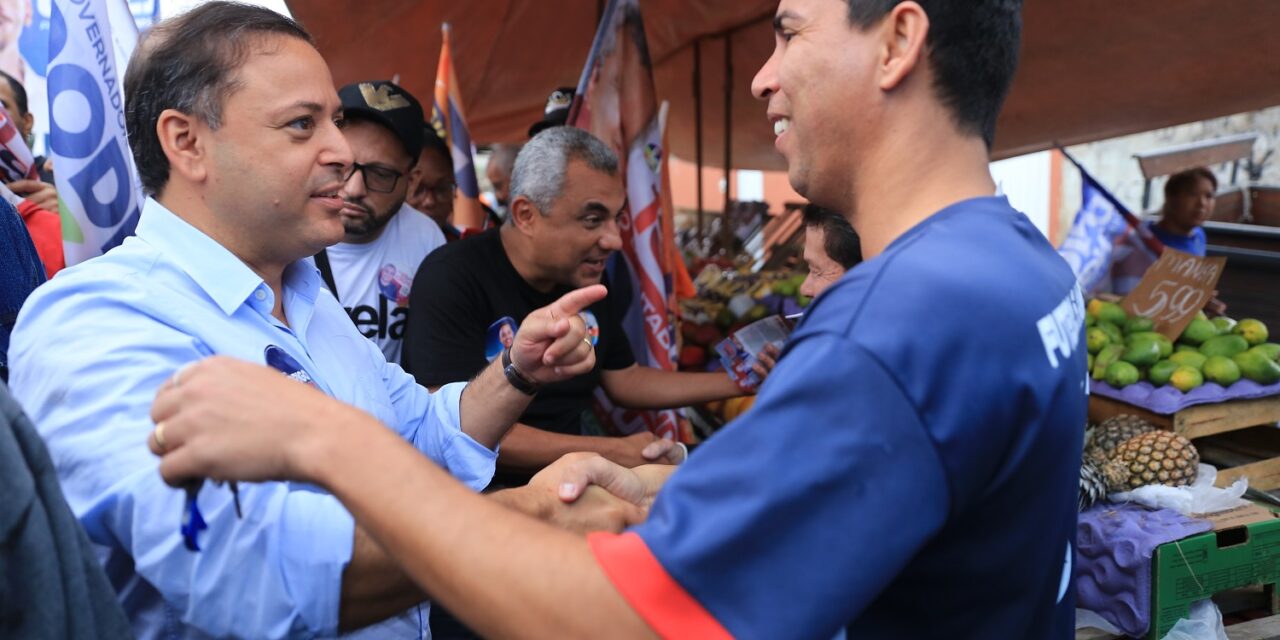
[677,264,808,370]
[1079,415,1200,510]
[1087,415,1159,459]
[1085,299,1280,392]
[702,395,756,423]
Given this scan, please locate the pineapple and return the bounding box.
[1078,426,1200,510]
[1079,458,1108,510]
[1110,430,1199,491]
[1078,455,1132,510]
[1087,415,1158,459]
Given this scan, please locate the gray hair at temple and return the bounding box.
[488,143,521,177]
[509,127,618,215]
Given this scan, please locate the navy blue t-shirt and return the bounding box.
[591,197,1087,639]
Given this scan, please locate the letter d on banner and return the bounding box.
[49,0,141,266]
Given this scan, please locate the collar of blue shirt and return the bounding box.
[136,198,323,317]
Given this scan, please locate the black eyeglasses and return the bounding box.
[413,180,458,201]
[343,162,405,194]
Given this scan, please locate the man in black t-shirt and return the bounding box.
[403,127,764,479]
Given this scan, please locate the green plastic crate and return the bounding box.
[1149,515,1280,638]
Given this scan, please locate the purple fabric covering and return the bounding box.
[1091,378,1280,415]
[1075,502,1212,637]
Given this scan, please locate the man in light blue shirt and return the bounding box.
[7,3,638,638]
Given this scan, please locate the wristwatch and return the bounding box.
[501,347,540,396]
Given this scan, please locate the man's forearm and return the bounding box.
[339,482,591,632]
[339,526,426,632]
[498,423,646,471]
[308,423,655,640]
[456,358,535,449]
[605,366,743,410]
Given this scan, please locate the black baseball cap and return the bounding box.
[338,80,426,159]
[527,86,576,138]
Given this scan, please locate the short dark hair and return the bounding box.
[124,1,312,195]
[845,0,1023,147]
[421,127,453,172]
[0,70,28,117]
[802,204,862,269]
[1164,167,1217,201]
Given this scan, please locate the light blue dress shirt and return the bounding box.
[9,198,496,639]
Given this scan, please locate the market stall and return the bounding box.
[280,2,1280,636]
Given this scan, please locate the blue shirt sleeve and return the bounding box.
[625,332,951,640]
[9,281,354,638]
[380,356,496,491]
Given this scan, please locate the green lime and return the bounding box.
[1200,335,1250,358]
[1125,316,1155,335]
[1097,302,1128,327]
[1168,351,1208,370]
[1121,337,1163,368]
[1233,351,1280,384]
[1170,366,1204,393]
[1202,355,1242,387]
[1104,361,1141,388]
[1149,360,1178,386]
[1086,328,1111,355]
[1249,343,1280,362]
[1234,319,1270,346]
[1180,318,1218,345]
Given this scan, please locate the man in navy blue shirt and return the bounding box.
[148,0,1086,638]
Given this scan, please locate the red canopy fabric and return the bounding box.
[289,0,1280,169]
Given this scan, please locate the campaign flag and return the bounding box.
[570,0,688,442]
[48,0,142,266]
[0,104,38,182]
[1058,176,1132,295]
[1057,151,1163,296]
[430,23,486,231]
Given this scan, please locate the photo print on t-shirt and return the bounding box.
[377,263,413,306]
[581,310,600,346]
[486,317,519,362]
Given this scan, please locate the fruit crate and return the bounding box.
[1088,394,1280,489]
[1147,508,1280,639]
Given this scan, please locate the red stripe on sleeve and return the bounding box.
[588,531,733,640]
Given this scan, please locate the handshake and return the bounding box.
[146,284,679,534]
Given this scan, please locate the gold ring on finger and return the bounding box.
[154,422,169,453]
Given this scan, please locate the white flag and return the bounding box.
[49,0,142,266]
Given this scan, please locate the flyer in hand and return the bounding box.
[715,315,795,390]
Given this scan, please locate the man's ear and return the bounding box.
[509,195,541,234]
[156,108,208,184]
[877,1,929,92]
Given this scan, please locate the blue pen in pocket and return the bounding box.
[180,346,315,551]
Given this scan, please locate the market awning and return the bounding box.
[288,0,1280,169]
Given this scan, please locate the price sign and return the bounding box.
[1122,248,1226,340]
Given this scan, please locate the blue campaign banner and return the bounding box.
[47,0,142,265]
[1058,176,1130,296]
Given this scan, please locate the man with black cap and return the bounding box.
[319,80,447,363]
[528,87,575,138]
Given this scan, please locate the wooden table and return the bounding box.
[1089,394,1280,490]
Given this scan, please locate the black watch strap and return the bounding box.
[501,348,539,396]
